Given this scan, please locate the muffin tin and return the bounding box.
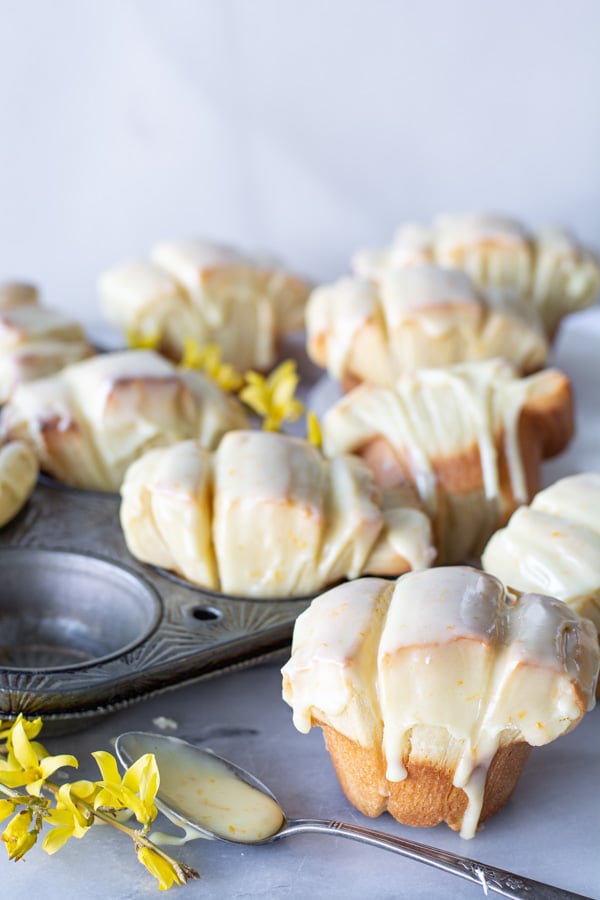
[0,480,310,731]
[1,314,597,735]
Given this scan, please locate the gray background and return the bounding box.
[1,0,599,315]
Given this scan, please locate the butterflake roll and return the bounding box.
[0,282,39,309]
[0,440,38,527]
[320,359,573,563]
[482,472,600,634]
[120,431,436,598]
[0,350,249,492]
[306,264,548,388]
[99,239,310,372]
[281,568,599,838]
[352,213,600,339]
[0,283,94,402]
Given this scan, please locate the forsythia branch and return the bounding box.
[0,715,199,890]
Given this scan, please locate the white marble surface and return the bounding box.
[0,662,598,900]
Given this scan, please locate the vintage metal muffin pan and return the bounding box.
[0,480,310,730]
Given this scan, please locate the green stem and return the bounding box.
[0,783,21,801]
[0,777,199,884]
[42,781,199,882]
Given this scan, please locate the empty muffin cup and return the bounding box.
[0,548,162,671]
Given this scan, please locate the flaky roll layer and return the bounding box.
[306,264,548,387]
[0,283,94,402]
[120,431,436,599]
[483,472,600,635]
[282,568,599,837]
[0,440,38,527]
[99,239,310,372]
[0,350,248,492]
[321,359,573,563]
[352,213,600,339]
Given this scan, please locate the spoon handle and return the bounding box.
[281,819,590,899]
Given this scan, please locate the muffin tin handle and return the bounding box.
[276,819,589,899]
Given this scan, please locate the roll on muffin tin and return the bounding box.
[0,479,310,731]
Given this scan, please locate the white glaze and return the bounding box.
[0,350,248,491]
[98,260,192,336]
[151,238,246,283]
[282,577,390,746]
[120,440,217,589]
[482,472,600,630]
[0,306,86,347]
[321,359,548,561]
[151,743,284,843]
[0,440,38,527]
[432,213,530,251]
[152,238,303,365]
[351,224,433,279]
[100,239,308,372]
[0,304,91,403]
[379,264,478,321]
[306,265,548,385]
[531,227,600,334]
[282,568,599,838]
[120,431,436,598]
[348,213,599,339]
[306,277,378,380]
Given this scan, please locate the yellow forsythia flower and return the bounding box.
[0,713,198,888]
[92,751,159,828]
[2,809,37,860]
[0,718,78,796]
[42,782,96,854]
[306,411,322,449]
[137,846,188,891]
[179,338,244,392]
[240,359,304,431]
[126,328,162,350]
[0,715,43,744]
[0,799,16,822]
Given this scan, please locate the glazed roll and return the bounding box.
[0,350,249,492]
[99,239,310,372]
[0,440,38,527]
[282,567,599,838]
[482,471,600,634]
[120,431,436,598]
[352,213,600,339]
[306,264,548,388]
[320,359,573,562]
[0,283,94,402]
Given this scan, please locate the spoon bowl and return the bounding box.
[115,731,587,899]
[116,730,284,844]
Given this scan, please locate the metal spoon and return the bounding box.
[115,731,589,900]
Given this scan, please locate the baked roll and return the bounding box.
[99,239,310,372]
[0,440,38,527]
[352,213,600,339]
[0,282,39,309]
[482,472,600,634]
[282,567,599,838]
[0,350,249,492]
[531,226,600,337]
[120,431,436,598]
[0,283,94,402]
[320,359,573,562]
[306,264,548,388]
